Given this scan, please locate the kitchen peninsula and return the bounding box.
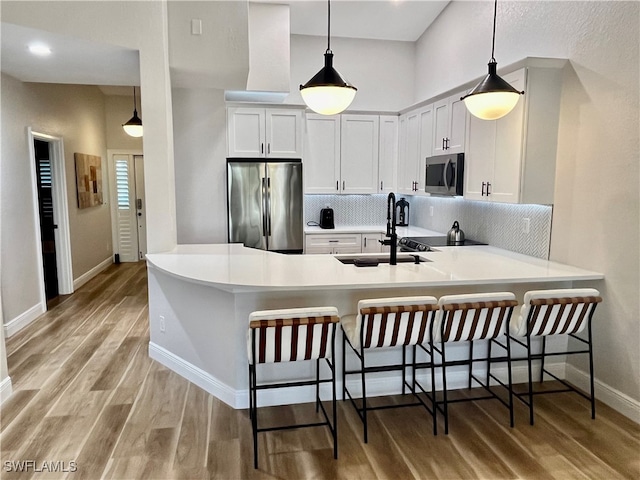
[146,243,603,409]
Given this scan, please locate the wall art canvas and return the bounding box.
[74,153,103,209]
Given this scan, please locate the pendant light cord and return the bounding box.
[133,86,138,114]
[326,0,331,53]
[490,0,497,62]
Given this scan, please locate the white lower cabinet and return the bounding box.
[362,233,384,253]
[305,234,362,254]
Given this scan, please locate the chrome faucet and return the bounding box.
[380,192,398,265]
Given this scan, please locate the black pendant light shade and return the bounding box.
[123,86,143,137]
[461,0,524,120]
[300,0,357,115]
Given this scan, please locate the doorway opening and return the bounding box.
[33,139,58,301]
[28,130,74,311]
[109,152,146,262]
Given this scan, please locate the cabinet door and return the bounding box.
[432,98,449,155]
[378,116,398,193]
[304,114,341,194]
[396,115,413,195]
[417,104,434,194]
[404,111,421,192]
[362,233,383,253]
[490,69,526,203]
[341,115,379,194]
[464,115,496,201]
[448,93,467,153]
[266,109,303,158]
[227,107,266,157]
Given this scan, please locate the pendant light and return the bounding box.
[461,0,524,120]
[300,0,356,115]
[122,86,143,137]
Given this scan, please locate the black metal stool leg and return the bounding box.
[316,358,321,413]
[360,345,368,443]
[526,334,534,425]
[442,342,449,435]
[342,327,347,401]
[540,336,547,383]
[250,363,259,469]
[402,346,407,395]
[588,321,596,419]
[468,340,474,389]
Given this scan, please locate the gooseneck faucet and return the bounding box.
[380,192,398,265]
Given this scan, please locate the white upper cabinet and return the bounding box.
[227,107,303,158]
[341,115,380,194]
[464,65,564,204]
[433,92,467,155]
[378,115,398,194]
[304,114,341,194]
[397,104,433,195]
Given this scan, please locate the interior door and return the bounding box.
[34,139,59,300]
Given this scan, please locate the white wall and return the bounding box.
[287,34,415,112]
[416,1,640,407]
[172,88,228,244]
[0,74,113,322]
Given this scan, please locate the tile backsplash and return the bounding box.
[304,194,553,259]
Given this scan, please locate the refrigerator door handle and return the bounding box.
[266,177,272,237]
[261,177,267,237]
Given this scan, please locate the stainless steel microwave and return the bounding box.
[425,153,464,196]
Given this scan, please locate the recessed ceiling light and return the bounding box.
[28,44,52,56]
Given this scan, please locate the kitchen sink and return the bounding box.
[336,254,429,266]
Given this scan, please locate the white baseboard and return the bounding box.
[73,256,112,290]
[148,343,569,411]
[0,376,13,405]
[148,342,238,408]
[565,364,640,424]
[4,303,46,338]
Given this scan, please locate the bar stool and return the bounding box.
[509,288,602,425]
[418,292,518,435]
[247,306,340,469]
[341,296,439,443]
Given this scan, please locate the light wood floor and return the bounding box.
[1,262,639,479]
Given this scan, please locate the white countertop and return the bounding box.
[146,243,603,293]
[304,225,442,237]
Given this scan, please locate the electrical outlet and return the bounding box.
[159,315,166,333]
[429,206,434,217]
[522,218,530,234]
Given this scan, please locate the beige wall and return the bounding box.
[416,1,640,406]
[1,75,113,321]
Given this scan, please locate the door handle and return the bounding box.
[380,181,383,191]
[266,177,272,236]
[267,143,271,155]
[343,180,345,190]
[261,177,267,236]
[443,159,451,190]
[442,138,445,150]
[482,182,486,196]
[261,143,264,154]
[486,182,491,195]
[336,180,339,191]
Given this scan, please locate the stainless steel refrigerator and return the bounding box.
[227,159,303,253]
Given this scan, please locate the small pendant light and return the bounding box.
[300,0,357,115]
[461,0,524,120]
[122,86,143,137]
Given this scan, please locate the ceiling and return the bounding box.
[0,0,449,90]
[289,0,449,42]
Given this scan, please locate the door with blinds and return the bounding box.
[111,154,146,262]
